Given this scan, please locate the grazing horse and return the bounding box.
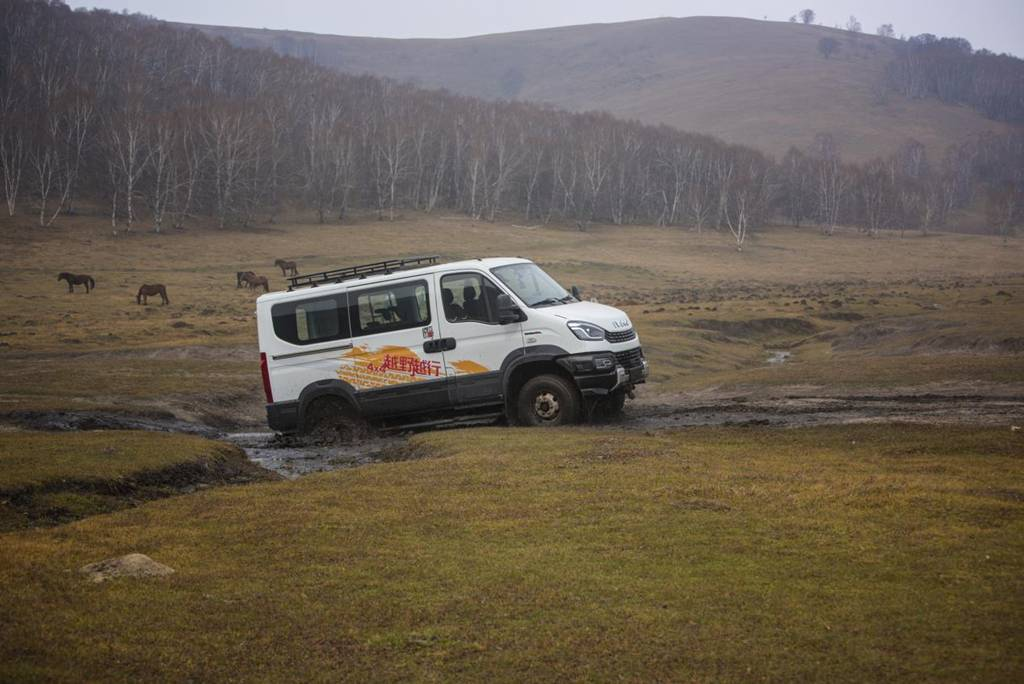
[58,272,95,293]
[241,272,270,292]
[137,284,169,305]
[274,259,298,276]
[236,271,255,288]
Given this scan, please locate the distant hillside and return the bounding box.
[189,16,1018,162]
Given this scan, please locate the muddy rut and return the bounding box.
[5,389,1023,479]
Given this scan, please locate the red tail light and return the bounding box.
[259,352,273,403]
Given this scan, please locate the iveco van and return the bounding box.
[255,255,648,433]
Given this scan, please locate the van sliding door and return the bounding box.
[342,278,451,417]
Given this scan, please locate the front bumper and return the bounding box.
[557,350,648,397]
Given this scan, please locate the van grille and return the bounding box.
[605,328,637,343]
[615,347,645,369]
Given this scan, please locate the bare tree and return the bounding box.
[817,37,841,59]
[799,9,816,25]
[846,16,862,33]
[877,24,896,39]
[811,134,848,235]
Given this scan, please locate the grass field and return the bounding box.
[1,211,1022,679]
[2,211,1022,421]
[0,431,273,532]
[1,425,1022,681]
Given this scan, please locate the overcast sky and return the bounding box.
[70,0,1024,56]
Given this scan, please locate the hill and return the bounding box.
[188,16,1018,162]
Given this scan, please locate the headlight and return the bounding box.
[567,321,605,341]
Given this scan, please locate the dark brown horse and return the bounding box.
[58,272,95,293]
[274,259,298,276]
[241,272,270,292]
[137,284,169,305]
[236,271,255,288]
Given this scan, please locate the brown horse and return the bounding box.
[236,271,255,288]
[137,284,169,305]
[274,259,298,276]
[58,272,95,293]
[241,272,270,292]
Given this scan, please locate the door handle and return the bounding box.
[424,337,456,353]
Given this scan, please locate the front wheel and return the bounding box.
[516,374,580,427]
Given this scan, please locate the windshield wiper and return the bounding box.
[530,297,563,307]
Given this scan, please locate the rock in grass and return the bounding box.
[79,553,175,583]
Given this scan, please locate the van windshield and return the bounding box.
[491,263,574,308]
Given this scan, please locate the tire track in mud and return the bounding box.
[624,394,1024,430]
[5,392,1023,478]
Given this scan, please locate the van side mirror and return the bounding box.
[571,285,581,300]
[496,293,523,324]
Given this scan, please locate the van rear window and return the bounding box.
[271,294,350,345]
[351,280,430,336]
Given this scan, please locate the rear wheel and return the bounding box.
[516,374,580,427]
[302,396,366,443]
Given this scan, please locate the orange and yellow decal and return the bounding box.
[337,345,491,389]
[451,360,489,375]
[337,345,441,389]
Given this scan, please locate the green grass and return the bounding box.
[0,431,236,490]
[2,425,1022,681]
[0,431,271,531]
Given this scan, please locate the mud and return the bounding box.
[6,389,1024,479]
[225,431,415,479]
[2,409,221,436]
[625,392,1024,429]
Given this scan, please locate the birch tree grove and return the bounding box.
[0,0,1020,242]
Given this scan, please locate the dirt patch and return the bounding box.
[225,431,425,479]
[817,311,866,322]
[832,318,964,353]
[910,335,1024,355]
[690,317,817,339]
[1,410,220,436]
[624,391,1024,430]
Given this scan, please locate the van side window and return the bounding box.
[271,294,350,345]
[441,273,502,324]
[352,280,430,336]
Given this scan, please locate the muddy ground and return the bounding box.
[6,385,1022,479]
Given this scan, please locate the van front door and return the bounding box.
[342,277,450,417]
[438,271,524,405]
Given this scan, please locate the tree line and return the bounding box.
[0,0,1021,247]
[886,33,1024,124]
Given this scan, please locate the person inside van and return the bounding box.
[462,285,483,321]
[442,288,463,320]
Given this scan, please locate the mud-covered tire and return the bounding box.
[301,396,365,442]
[516,374,580,427]
[593,389,627,422]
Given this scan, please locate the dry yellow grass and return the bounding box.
[1,211,1022,417]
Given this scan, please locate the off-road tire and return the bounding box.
[301,396,365,443]
[516,374,580,427]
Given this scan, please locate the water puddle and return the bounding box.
[223,432,410,479]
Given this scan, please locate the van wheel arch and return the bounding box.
[297,381,360,433]
[504,360,580,426]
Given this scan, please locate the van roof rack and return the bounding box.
[287,255,442,291]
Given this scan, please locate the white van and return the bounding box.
[255,256,648,433]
